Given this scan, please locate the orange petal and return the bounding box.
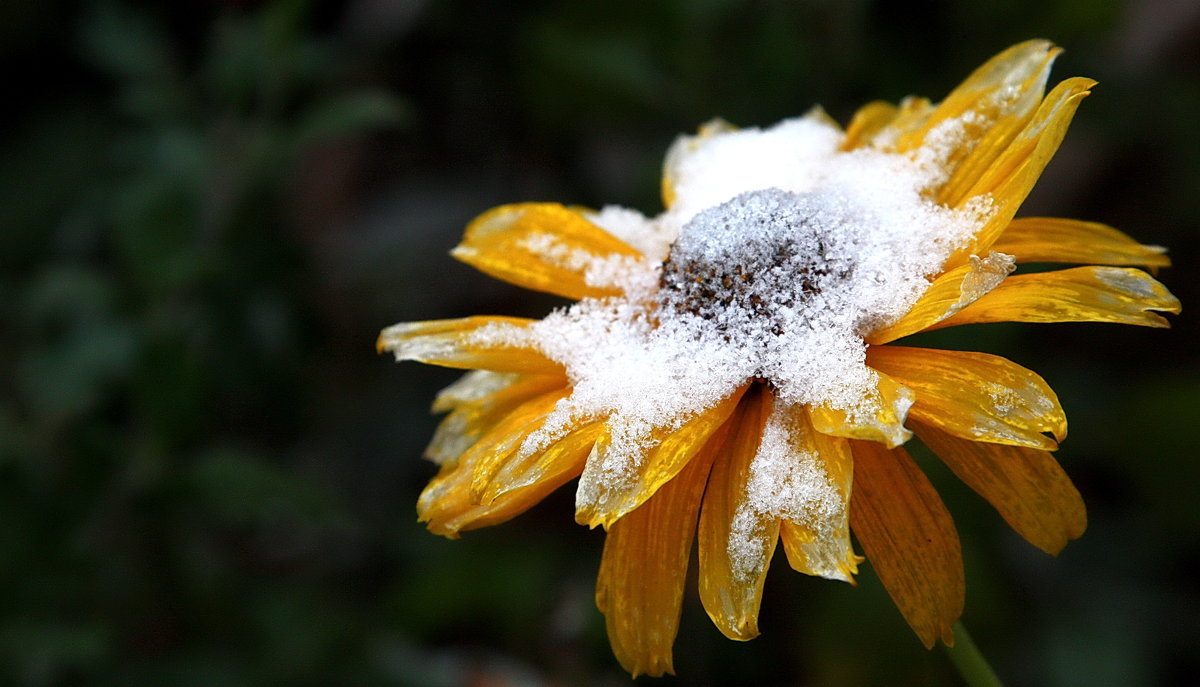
[377,316,563,375]
[451,203,645,299]
[779,407,860,582]
[992,217,1171,269]
[698,387,777,640]
[466,388,572,503]
[945,76,1096,268]
[425,372,568,464]
[575,385,749,529]
[868,345,1066,450]
[809,369,914,448]
[867,252,1015,344]
[933,266,1181,330]
[840,101,899,151]
[842,96,935,152]
[482,421,606,503]
[913,421,1086,555]
[418,417,592,538]
[849,440,963,648]
[595,419,729,677]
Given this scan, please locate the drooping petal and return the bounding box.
[417,417,593,538]
[595,419,731,678]
[867,346,1066,450]
[465,388,572,503]
[451,203,646,299]
[425,372,568,464]
[849,440,963,648]
[575,385,749,529]
[992,217,1171,269]
[945,76,1097,267]
[779,407,860,582]
[913,421,1086,555]
[698,387,776,641]
[378,316,563,375]
[481,421,607,504]
[809,369,914,448]
[867,252,1015,344]
[931,266,1182,330]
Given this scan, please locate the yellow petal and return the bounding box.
[418,414,592,538]
[466,388,572,502]
[849,440,963,648]
[840,101,898,151]
[932,266,1181,330]
[661,118,737,209]
[913,421,1086,555]
[779,408,860,582]
[595,419,729,678]
[868,345,1066,450]
[698,387,776,641]
[425,372,567,464]
[482,421,606,503]
[377,316,562,375]
[945,76,1096,268]
[809,369,914,448]
[451,203,644,300]
[992,217,1171,269]
[575,385,749,529]
[867,252,1015,344]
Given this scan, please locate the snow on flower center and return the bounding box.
[478,115,993,507]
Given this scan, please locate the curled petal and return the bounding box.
[809,370,914,448]
[417,416,591,538]
[451,203,645,299]
[426,372,567,464]
[575,386,749,529]
[466,388,572,503]
[946,76,1096,267]
[595,419,729,678]
[378,316,563,375]
[868,345,1066,450]
[779,408,860,583]
[992,217,1171,269]
[849,440,963,648]
[933,266,1181,330]
[914,421,1086,555]
[868,252,1015,344]
[698,388,777,641]
[482,421,606,504]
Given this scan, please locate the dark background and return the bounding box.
[2,1,1197,685]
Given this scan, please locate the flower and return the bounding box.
[379,41,1180,677]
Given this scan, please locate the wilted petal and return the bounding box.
[849,440,963,648]
[868,346,1067,450]
[378,316,562,375]
[932,266,1181,330]
[868,252,1015,344]
[425,372,567,464]
[992,217,1171,269]
[698,387,776,640]
[595,419,729,678]
[914,421,1086,555]
[575,386,748,529]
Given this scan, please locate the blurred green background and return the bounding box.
[2,1,1197,685]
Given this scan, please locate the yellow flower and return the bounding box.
[379,41,1179,677]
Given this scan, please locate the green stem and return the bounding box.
[943,622,1004,687]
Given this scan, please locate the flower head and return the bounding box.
[379,41,1179,677]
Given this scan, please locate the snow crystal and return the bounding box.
[468,111,994,503]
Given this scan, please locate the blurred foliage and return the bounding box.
[1,0,1197,685]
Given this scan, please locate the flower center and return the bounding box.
[657,189,854,335]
